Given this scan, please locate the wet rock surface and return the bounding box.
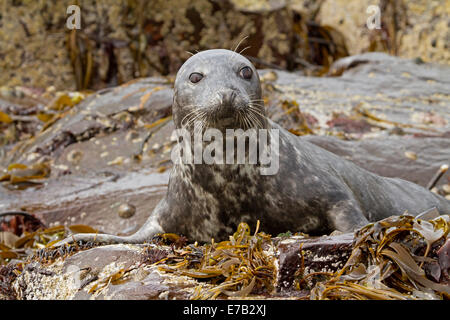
[304,135,450,187]
[276,234,354,293]
[12,244,197,300]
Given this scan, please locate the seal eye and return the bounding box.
[189,72,203,83]
[239,66,253,80]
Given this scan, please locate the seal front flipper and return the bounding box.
[327,199,370,233]
[53,199,167,247]
[123,198,167,243]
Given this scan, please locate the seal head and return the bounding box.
[173,49,265,132]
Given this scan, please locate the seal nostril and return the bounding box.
[231,90,237,102]
[220,90,237,105]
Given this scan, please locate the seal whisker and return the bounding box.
[237,109,246,130]
[184,112,207,130]
[248,101,266,109]
[229,35,249,63]
[237,109,244,130]
[248,101,265,107]
[249,112,260,130]
[247,104,265,113]
[252,113,265,129]
[180,108,197,124]
[181,108,205,127]
[242,110,251,130]
[247,109,265,119]
[246,105,269,129]
[183,110,208,130]
[192,114,207,136]
[181,105,202,119]
[249,93,262,99]
[238,46,251,55]
[247,110,264,129]
[232,36,249,53]
[247,106,266,115]
[247,105,267,119]
[246,112,258,129]
[243,112,253,130]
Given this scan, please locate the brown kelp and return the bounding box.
[160,221,276,299]
[297,214,449,300]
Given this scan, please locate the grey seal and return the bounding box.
[56,49,450,245]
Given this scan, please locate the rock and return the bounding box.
[270,52,450,137]
[317,0,450,64]
[12,244,198,300]
[0,0,301,90]
[276,234,353,293]
[437,239,450,284]
[2,0,447,90]
[303,135,450,187]
[62,245,144,275]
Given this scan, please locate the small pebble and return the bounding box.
[442,184,450,194]
[118,203,136,219]
[67,149,83,164]
[404,151,417,160]
[158,291,169,300]
[108,156,124,165]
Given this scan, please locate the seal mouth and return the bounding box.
[180,102,266,133]
[207,103,253,130]
[216,116,237,128]
[207,106,266,132]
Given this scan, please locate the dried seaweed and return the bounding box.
[0,162,51,190]
[0,262,23,300]
[0,221,99,266]
[302,215,450,300]
[2,212,449,300]
[159,221,275,299]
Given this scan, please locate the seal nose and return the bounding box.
[219,89,237,106]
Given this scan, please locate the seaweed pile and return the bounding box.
[299,215,450,300]
[159,222,276,299]
[0,212,98,265]
[1,213,449,300]
[0,90,87,153]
